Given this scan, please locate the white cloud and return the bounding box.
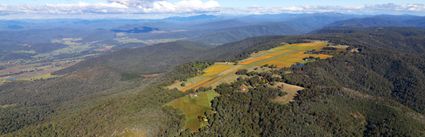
[218,3,425,15]
[107,0,154,8]
[0,2,129,14]
[0,2,424,18]
[142,0,220,13]
[365,3,425,12]
[0,0,220,14]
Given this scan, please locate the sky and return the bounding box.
[3,0,424,6]
[0,0,424,19]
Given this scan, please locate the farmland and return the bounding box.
[0,59,80,85]
[165,91,219,132]
[165,41,340,131]
[115,33,185,45]
[168,41,332,92]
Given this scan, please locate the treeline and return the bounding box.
[201,36,307,62]
[164,62,213,84]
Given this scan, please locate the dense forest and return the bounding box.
[2,27,425,136]
[163,68,425,136]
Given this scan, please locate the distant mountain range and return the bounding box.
[111,26,159,33]
[1,14,425,61]
[164,14,218,22]
[326,15,425,28]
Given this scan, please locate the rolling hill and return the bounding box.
[162,27,425,136]
[0,41,210,135]
[2,26,425,136]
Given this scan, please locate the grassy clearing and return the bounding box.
[37,38,91,58]
[12,50,37,54]
[168,62,239,91]
[0,104,17,109]
[168,41,332,92]
[116,128,147,137]
[203,63,234,76]
[19,73,58,81]
[272,82,305,104]
[328,44,350,52]
[239,41,331,67]
[0,79,7,85]
[115,34,184,45]
[165,91,219,132]
[0,59,78,84]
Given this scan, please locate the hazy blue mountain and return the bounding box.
[327,15,425,28]
[111,26,159,33]
[164,14,218,22]
[190,13,360,44]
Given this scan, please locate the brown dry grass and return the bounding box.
[272,82,304,104]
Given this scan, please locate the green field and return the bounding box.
[165,91,219,132]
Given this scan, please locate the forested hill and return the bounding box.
[2,27,425,136]
[300,27,425,113]
[162,27,425,136]
[55,40,210,75]
[325,15,425,28]
[212,26,425,114]
[211,26,425,113]
[0,40,210,136]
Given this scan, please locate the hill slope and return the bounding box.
[3,27,425,136]
[161,27,425,136]
[0,41,209,135]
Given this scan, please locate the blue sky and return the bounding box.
[4,0,425,7]
[0,0,424,19]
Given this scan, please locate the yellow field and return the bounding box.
[168,62,240,91]
[240,41,331,67]
[203,63,234,76]
[168,41,333,92]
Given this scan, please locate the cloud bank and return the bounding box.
[0,0,220,14]
[0,0,424,18]
[225,3,425,15]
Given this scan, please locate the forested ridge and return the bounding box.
[158,27,425,136]
[2,27,425,136]
[0,41,209,135]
